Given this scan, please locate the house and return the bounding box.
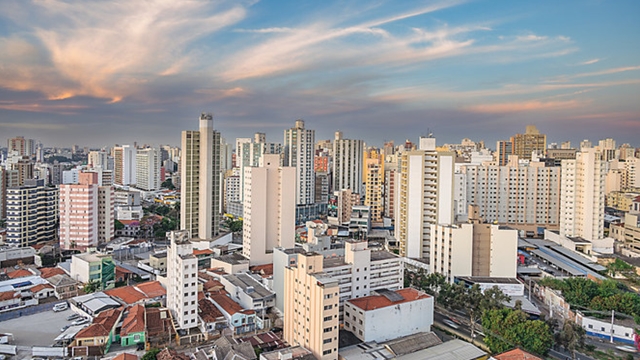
[209,293,258,335]
[70,252,116,291]
[219,273,275,316]
[72,307,123,355]
[120,304,146,347]
[156,348,190,360]
[29,283,55,299]
[71,292,122,318]
[38,267,66,279]
[260,346,314,360]
[113,353,139,360]
[45,274,79,299]
[0,291,20,311]
[115,220,141,238]
[6,269,33,279]
[198,297,227,339]
[104,281,167,306]
[494,348,543,360]
[145,307,175,346]
[210,253,249,275]
[194,249,215,268]
[210,336,257,360]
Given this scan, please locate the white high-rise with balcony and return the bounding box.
[284,120,315,205]
[136,147,161,191]
[167,230,199,330]
[332,131,364,194]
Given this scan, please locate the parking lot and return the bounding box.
[1,307,73,347]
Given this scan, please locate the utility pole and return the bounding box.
[610,309,615,343]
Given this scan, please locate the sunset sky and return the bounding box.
[0,0,639,148]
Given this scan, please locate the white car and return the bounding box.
[616,345,638,353]
[442,319,459,329]
[53,302,68,312]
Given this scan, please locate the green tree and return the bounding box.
[115,220,124,231]
[161,178,175,190]
[141,348,160,360]
[558,321,585,359]
[83,279,101,294]
[608,259,634,277]
[483,308,554,356]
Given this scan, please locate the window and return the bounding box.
[323,338,332,344]
[323,350,332,355]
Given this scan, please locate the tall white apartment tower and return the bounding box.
[113,145,137,186]
[284,120,315,205]
[242,154,296,265]
[181,113,222,239]
[560,148,605,241]
[332,131,364,194]
[167,230,199,330]
[395,137,455,259]
[136,147,162,191]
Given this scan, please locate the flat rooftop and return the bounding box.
[222,273,274,299]
[456,277,522,285]
[347,288,430,311]
[215,253,249,265]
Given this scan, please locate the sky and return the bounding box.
[0,0,639,149]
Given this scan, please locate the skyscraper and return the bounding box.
[242,154,296,265]
[395,137,455,259]
[363,148,384,222]
[181,113,222,239]
[284,120,315,205]
[332,131,364,194]
[136,147,162,191]
[511,125,546,160]
[6,179,58,247]
[167,230,199,330]
[113,145,137,186]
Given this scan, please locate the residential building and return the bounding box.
[88,151,111,170]
[496,140,513,166]
[383,158,397,221]
[315,172,331,204]
[219,273,276,315]
[209,293,258,335]
[120,304,146,347]
[344,288,433,343]
[510,125,546,160]
[430,211,519,281]
[11,156,34,186]
[136,147,162,191]
[166,230,199,331]
[284,119,315,205]
[395,137,455,258]
[70,252,116,290]
[6,179,58,247]
[7,136,35,157]
[363,149,384,222]
[283,251,340,360]
[113,145,137,186]
[242,154,296,265]
[459,156,561,233]
[332,131,364,194]
[181,113,222,239]
[327,188,358,226]
[560,148,605,241]
[72,307,123,355]
[60,172,100,251]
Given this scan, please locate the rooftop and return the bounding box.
[145,307,175,337]
[347,288,430,311]
[215,252,249,265]
[210,293,255,316]
[120,304,145,336]
[6,269,33,279]
[222,273,274,299]
[260,346,313,360]
[494,348,543,360]
[456,277,522,285]
[76,307,122,338]
[113,353,139,360]
[38,267,66,279]
[199,297,224,323]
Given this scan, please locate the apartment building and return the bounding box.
[6,179,58,247]
[167,230,199,331]
[363,149,384,223]
[284,120,315,205]
[332,131,364,194]
[136,147,162,191]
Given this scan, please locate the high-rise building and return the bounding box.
[283,251,339,360]
[395,137,455,259]
[237,133,283,206]
[496,140,513,166]
[383,157,398,221]
[597,138,617,162]
[181,113,222,239]
[242,154,295,265]
[459,157,561,232]
[6,179,58,247]
[560,148,605,241]
[0,167,6,219]
[11,156,34,186]
[284,120,315,205]
[136,147,161,191]
[113,145,136,186]
[60,172,114,251]
[7,136,35,157]
[166,230,199,331]
[363,149,384,222]
[332,131,364,194]
[510,125,546,160]
[88,151,110,170]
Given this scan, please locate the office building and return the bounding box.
[242,154,296,265]
[395,137,455,258]
[284,120,315,205]
[332,131,364,194]
[6,179,58,247]
[560,148,605,241]
[283,251,339,360]
[113,145,137,186]
[363,149,384,222]
[136,147,162,191]
[167,230,199,331]
[181,113,222,239]
[510,125,546,160]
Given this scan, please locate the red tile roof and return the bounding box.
[113,353,139,360]
[494,348,543,360]
[76,307,123,338]
[0,291,19,302]
[347,288,430,311]
[199,298,224,323]
[121,304,145,336]
[203,280,225,293]
[210,293,253,316]
[105,286,146,305]
[7,269,33,279]
[118,220,140,226]
[39,267,66,279]
[116,265,133,274]
[250,264,274,277]
[136,281,166,298]
[30,283,54,293]
[193,249,214,256]
[145,308,175,337]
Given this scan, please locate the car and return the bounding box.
[53,302,68,312]
[442,319,459,329]
[67,313,81,321]
[616,345,638,353]
[72,318,89,326]
[60,324,72,332]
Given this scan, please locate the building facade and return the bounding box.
[136,147,162,191]
[6,179,58,247]
[167,230,199,330]
[363,149,384,222]
[284,120,315,205]
[332,131,364,194]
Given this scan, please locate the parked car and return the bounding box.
[442,319,459,329]
[60,324,72,332]
[616,345,637,353]
[53,302,68,312]
[72,318,89,326]
[67,313,81,321]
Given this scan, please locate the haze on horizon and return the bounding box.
[0,0,639,148]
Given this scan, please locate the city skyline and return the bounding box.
[0,0,639,147]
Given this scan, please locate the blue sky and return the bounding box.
[0,0,638,148]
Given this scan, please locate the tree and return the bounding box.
[115,220,125,231]
[558,321,585,359]
[84,279,101,294]
[466,285,510,338]
[483,308,554,356]
[608,259,634,277]
[161,178,175,190]
[141,348,160,360]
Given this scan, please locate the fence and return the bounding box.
[0,301,61,322]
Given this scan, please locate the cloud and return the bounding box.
[467,100,581,113]
[579,58,600,65]
[234,27,294,33]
